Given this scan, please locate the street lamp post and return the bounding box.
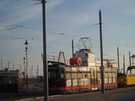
[23,57,26,73]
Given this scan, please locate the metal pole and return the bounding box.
[129,51,131,66]
[24,40,28,88]
[26,47,28,75]
[99,10,104,94]
[123,55,125,74]
[23,57,26,72]
[42,0,48,101]
[117,47,120,73]
[72,40,74,58]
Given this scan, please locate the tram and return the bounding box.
[48,61,117,94]
[117,66,135,87]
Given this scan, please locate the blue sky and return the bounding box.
[0,0,135,75]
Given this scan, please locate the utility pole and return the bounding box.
[123,55,126,74]
[72,40,74,58]
[33,0,54,100]
[42,0,48,101]
[129,51,131,66]
[99,10,104,94]
[117,47,120,73]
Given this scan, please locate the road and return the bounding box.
[49,87,135,101]
[1,87,135,101]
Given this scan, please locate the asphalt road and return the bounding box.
[49,87,135,101]
[1,87,135,101]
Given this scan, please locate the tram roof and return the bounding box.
[48,61,65,65]
[48,61,66,70]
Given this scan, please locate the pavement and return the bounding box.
[1,87,135,101]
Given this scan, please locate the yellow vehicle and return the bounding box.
[126,66,135,86]
[117,66,135,87]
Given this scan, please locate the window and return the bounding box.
[72,73,77,79]
[65,72,71,79]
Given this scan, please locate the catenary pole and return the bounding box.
[42,0,48,101]
[123,55,126,74]
[99,10,104,94]
[72,39,74,58]
[117,47,120,73]
[129,51,131,66]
